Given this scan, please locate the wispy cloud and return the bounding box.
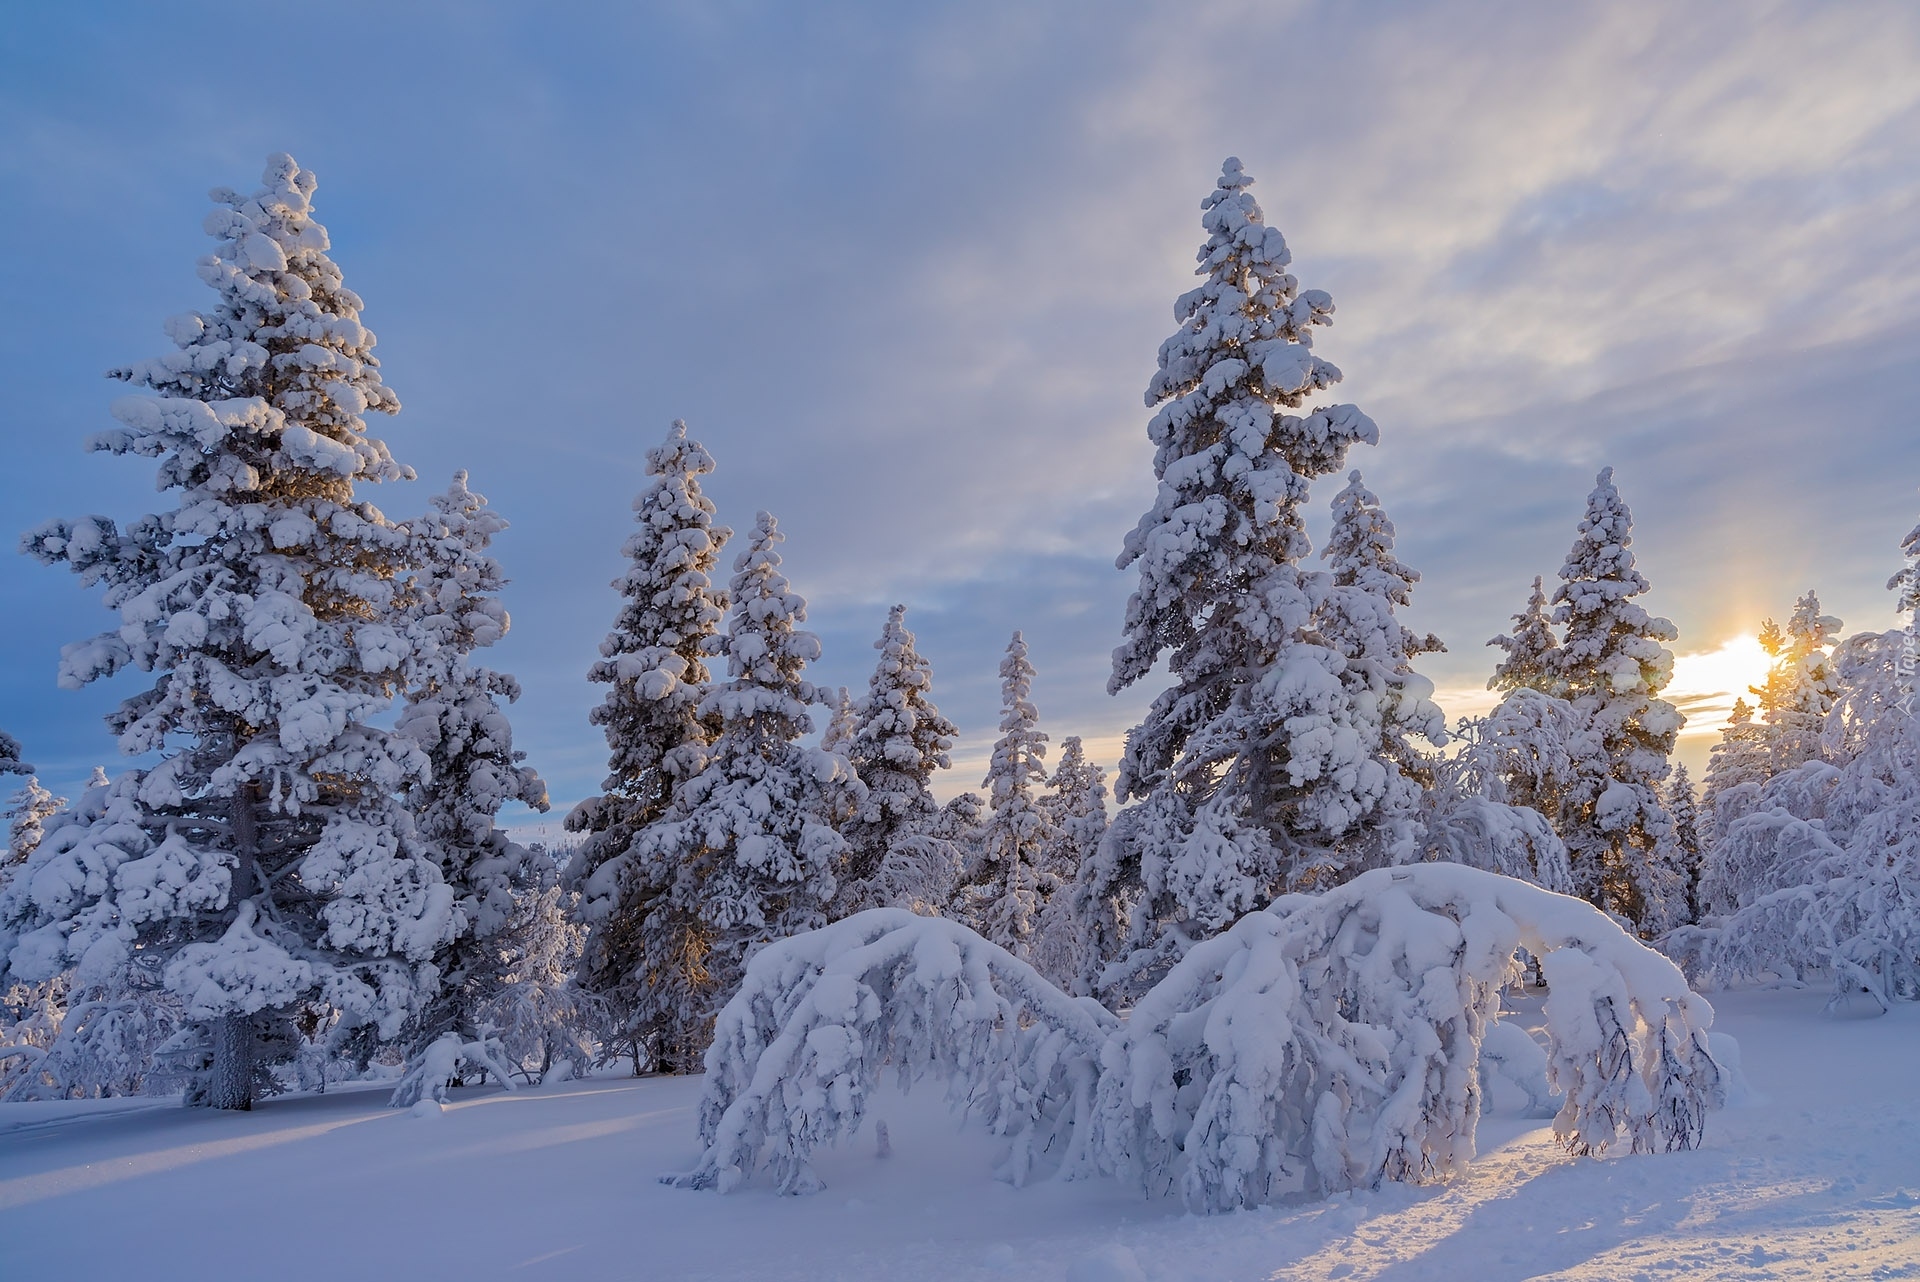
[2,1,1915,810]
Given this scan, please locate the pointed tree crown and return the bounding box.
[704,511,822,737]
[1489,576,1562,694]
[1111,157,1378,702]
[1552,467,1678,705]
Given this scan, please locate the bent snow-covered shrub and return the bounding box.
[1093,865,1720,1211]
[667,909,1116,1196]
[673,866,1722,1211]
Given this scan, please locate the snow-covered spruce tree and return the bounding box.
[0,155,451,1110]
[392,472,550,1069]
[1312,470,1448,859]
[1698,696,1770,869]
[633,511,857,1028]
[1488,576,1563,695]
[1105,158,1381,980]
[1413,718,1576,894]
[4,778,63,872]
[476,883,599,1082]
[1672,623,1920,1008]
[1476,570,1588,828]
[836,605,961,916]
[564,420,730,1073]
[1665,764,1703,924]
[1549,468,1685,934]
[1751,592,1843,774]
[964,633,1055,961]
[1033,736,1110,990]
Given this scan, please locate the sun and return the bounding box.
[1665,633,1775,738]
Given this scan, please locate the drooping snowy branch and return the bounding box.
[1093,864,1720,1211]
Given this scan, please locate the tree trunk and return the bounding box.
[208,783,261,1110]
[209,1012,253,1110]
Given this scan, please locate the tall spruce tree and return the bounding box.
[564,421,730,1071]
[0,155,450,1109]
[1550,468,1686,933]
[966,632,1054,959]
[837,605,960,915]
[634,512,856,1036]
[1104,158,1381,967]
[394,473,550,1060]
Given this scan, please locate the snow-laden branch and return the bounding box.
[672,867,1722,1211]
[666,908,1117,1195]
[1094,864,1721,1211]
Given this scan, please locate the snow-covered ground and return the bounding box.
[2,988,1916,1282]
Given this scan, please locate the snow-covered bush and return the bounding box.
[2,958,180,1101]
[1094,864,1719,1211]
[672,865,1722,1211]
[668,908,1116,1196]
[387,1029,520,1108]
[476,884,602,1081]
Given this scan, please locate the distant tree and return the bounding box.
[1033,735,1109,989]
[0,155,449,1109]
[1750,592,1844,774]
[1105,157,1382,979]
[965,633,1055,960]
[837,605,960,915]
[565,421,731,1073]
[3,778,62,873]
[1488,576,1562,695]
[634,512,857,1037]
[1664,764,1703,924]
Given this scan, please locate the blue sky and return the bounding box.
[4,1,1918,829]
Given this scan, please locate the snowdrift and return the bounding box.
[671,864,1723,1212]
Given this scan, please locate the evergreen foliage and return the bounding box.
[632,512,857,1047]
[966,633,1054,960]
[837,605,960,915]
[1548,468,1686,934]
[1103,158,1384,973]
[565,420,730,1071]
[0,155,448,1109]
[394,473,550,1061]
